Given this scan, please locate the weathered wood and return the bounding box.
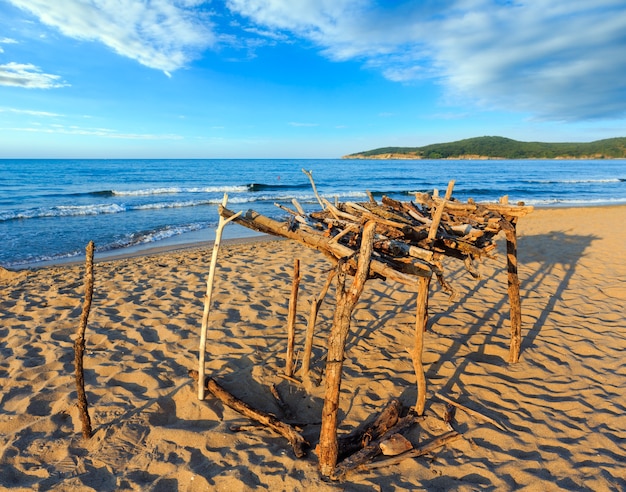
[219,206,432,283]
[302,168,325,209]
[318,221,377,477]
[75,241,95,440]
[333,412,421,479]
[198,195,242,400]
[502,217,522,363]
[300,268,336,378]
[189,370,308,458]
[285,258,301,377]
[337,398,402,460]
[411,275,430,415]
[358,430,462,472]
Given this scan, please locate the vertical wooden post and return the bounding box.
[285,258,301,377]
[503,217,522,363]
[198,196,242,400]
[412,275,431,416]
[75,241,94,440]
[301,268,336,378]
[318,221,376,478]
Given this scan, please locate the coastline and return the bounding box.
[7,203,626,272]
[1,204,625,489]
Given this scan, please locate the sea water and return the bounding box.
[1,158,624,268]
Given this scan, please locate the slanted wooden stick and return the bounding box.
[285,258,301,377]
[300,268,336,378]
[190,370,308,458]
[198,194,242,400]
[75,241,95,439]
[302,169,325,209]
[318,221,377,477]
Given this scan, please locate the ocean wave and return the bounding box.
[111,185,250,196]
[521,178,625,185]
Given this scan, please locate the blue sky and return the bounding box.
[1,0,625,158]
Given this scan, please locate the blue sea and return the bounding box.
[1,158,625,269]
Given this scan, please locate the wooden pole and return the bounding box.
[503,217,522,363]
[285,258,301,377]
[412,275,431,415]
[198,195,242,400]
[300,268,336,378]
[318,221,377,477]
[74,241,95,440]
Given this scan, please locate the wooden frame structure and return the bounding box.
[205,179,532,478]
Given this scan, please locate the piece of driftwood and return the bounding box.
[74,241,95,440]
[359,430,462,472]
[435,393,507,432]
[302,169,325,209]
[189,369,308,458]
[318,221,377,477]
[412,275,431,415]
[333,412,421,480]
[198,194,242,400]
[300,268,336,379]
[337,398,402,460]
[285,258,301,377]
[501,217,522,363]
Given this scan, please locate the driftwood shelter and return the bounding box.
[196,176,533,479]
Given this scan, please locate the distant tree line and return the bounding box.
[346,136,626,159]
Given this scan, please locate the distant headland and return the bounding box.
[343,136,626,160]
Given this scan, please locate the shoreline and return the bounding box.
[6,202,626,272]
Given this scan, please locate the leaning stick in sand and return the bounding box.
[189,370,308,458]
[285,258,301,377]
[198,194,242,401]
[300,267,336,379]
[74,241,95,439]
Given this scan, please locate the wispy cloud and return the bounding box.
[3,123,183,140]
[0,62,69,89]
[0,107,62,117]
[6,0,217,73]
[227,0,626,121]
[289,122,319,127]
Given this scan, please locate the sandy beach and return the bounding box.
[1,205,625,491]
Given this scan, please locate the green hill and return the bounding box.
[344,136,626,159]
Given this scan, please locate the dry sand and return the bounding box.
[1,205,625,491]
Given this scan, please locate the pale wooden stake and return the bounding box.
[285,258,301,377]
[318,221,376,477]
[75,241,94,439]
[412,275,431,416]
[300,268,336,378]
[198,194,242,400]
[302,168,325,209]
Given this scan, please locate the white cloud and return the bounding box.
[6,0,217,73]
[0,62,69,89]
[0,107,62,117]
[3,123,183,140]
[228,0,626,121]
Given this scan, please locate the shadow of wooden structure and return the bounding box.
[201,179,532,479]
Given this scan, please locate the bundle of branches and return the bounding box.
[221,176,533,293]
